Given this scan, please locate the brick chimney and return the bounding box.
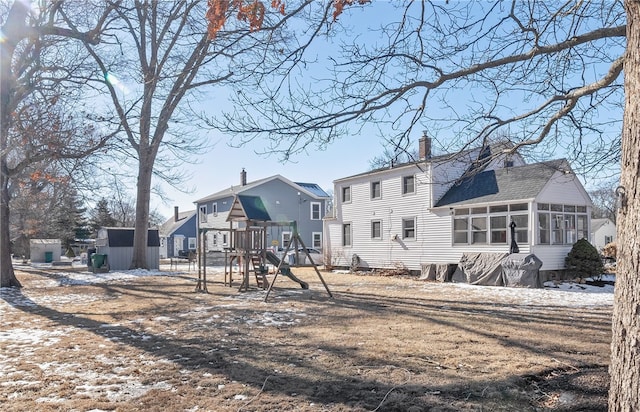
[240,168,247,186]
[174,206,179,222]
[419,131,431,160]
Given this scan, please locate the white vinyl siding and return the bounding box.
[330,157,591,272]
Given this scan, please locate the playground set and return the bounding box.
[194,195,332,301]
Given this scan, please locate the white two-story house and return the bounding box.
[324,135,592,277]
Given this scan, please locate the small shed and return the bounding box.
[96,228,160,271]
[29,239,62,263]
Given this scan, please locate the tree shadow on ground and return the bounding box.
[0,271,610,411]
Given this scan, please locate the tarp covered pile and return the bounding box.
[450,252,543,288]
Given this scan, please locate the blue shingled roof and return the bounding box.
[435,159,569,207]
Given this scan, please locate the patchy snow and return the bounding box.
[0,266,614,405]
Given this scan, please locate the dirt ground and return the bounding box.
[0,265,612,411]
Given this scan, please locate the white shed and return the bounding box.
[29,239,62,263]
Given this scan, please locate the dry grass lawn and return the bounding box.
[0,265,612,411]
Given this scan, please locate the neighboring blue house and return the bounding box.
[194,169,330,254]
[159,207,197,258]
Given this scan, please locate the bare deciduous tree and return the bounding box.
[213,1,638,408]
[590,179,619,224]
[0,1,114,287]
[61,0,337,268]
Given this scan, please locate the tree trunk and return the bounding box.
[130,155,153,269]
[609,1,640,409]
[0,165,20,288]
[0,19,21,288]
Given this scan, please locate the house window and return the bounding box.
[551,213,564,244]
[312,232,322,248]
[342,186,351,203]
[212,202,218,216]
[453,204,529,245]
[199,205,207,223]
[371,181,381,199]
[538,203,587,245]
[511,214,529,243]
[538,213,550,244]
[342,223,352,246]
[471,217,487,244]
[490,216,507,243]
[577,215,588,240]
[371,220,382,239]
[188,237,196,250]
[282,232,292,249]
[222,233,228,246]
[453,217,468,244]
[311,202,321,220]
[605,235,614,244]
[402,218,415,239]
[453,208,469,244]
[402,175,415,195]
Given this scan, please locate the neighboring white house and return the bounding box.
[590,218,616,252]
[324,136,592,276]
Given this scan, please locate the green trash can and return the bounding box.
[44,251,53,263]
[92,254,106,268]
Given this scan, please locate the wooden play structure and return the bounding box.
[194,195,332,301]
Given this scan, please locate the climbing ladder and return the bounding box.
[250,254,269,289]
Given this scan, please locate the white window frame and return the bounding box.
[402,217,416,239]
[199,205,207,223]
[402,175,415,195]
[342,186,351,203]
[310,202,321,220]
[453,204,531,245]
[282,231,292,249]
[371,181,381,199]
[212,202,218,216]
[537,203,588,245]
[312,232,322,248]
[188,237,197,250]
[342,223,352,246]
[371,220,382,240]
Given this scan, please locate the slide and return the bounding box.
[265,251,309,289]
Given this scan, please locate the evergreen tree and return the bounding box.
[49,189,89,250]
[565,238,605,280]
[89,198,116,234]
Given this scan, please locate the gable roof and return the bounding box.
[591,218,614,232]
[159,210,196,237]
[334,142,518,183]
[435,159,570,207]
[195,174,329,204]
[226,195,272,222]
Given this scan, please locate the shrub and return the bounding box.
[602,242,617,260]
[565,238,604,279]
